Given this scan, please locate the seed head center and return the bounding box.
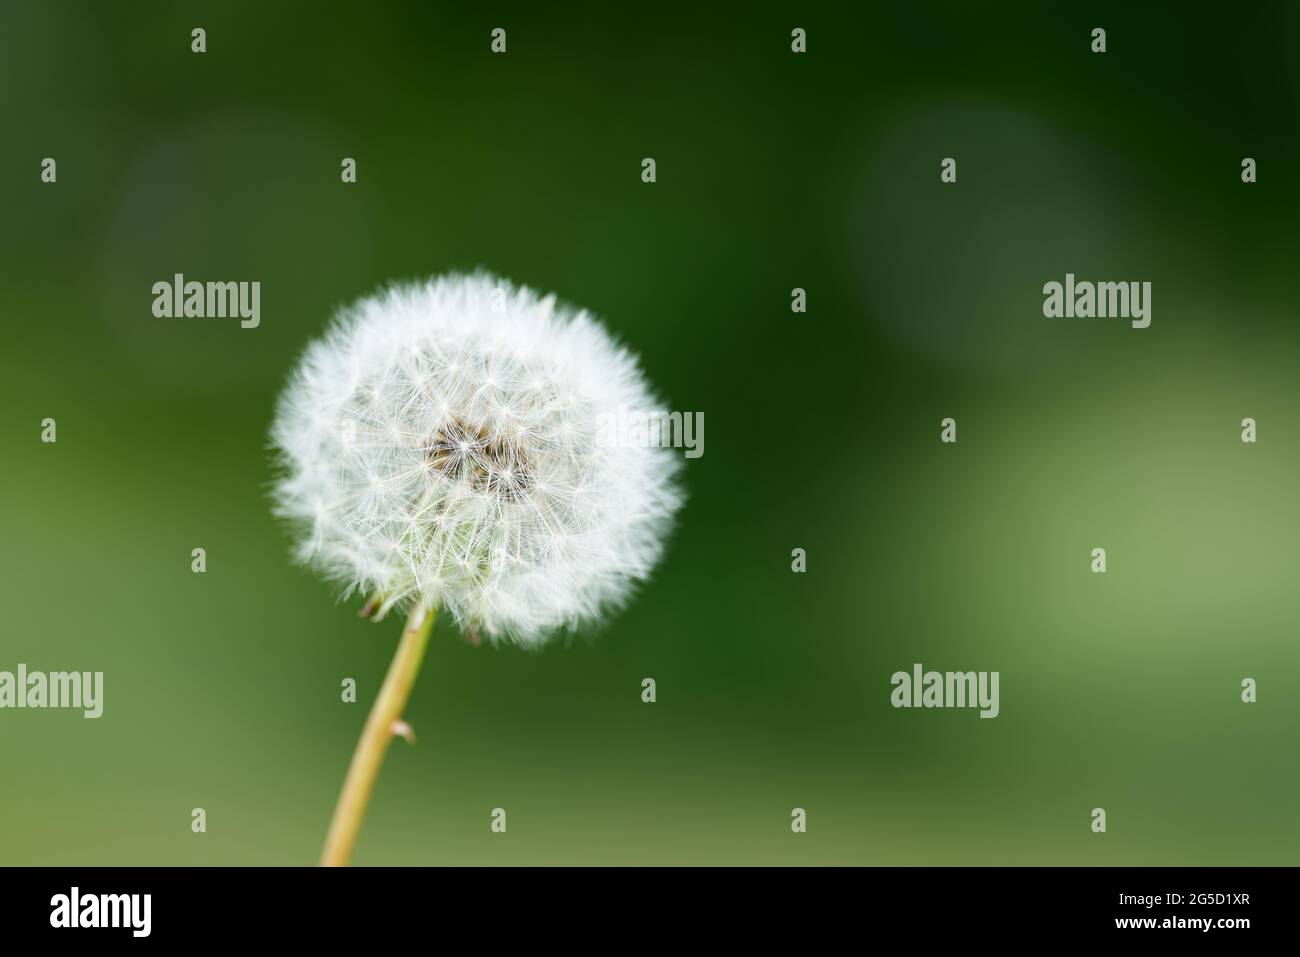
[426,416,532,501]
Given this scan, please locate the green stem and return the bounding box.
[320,602,437,866]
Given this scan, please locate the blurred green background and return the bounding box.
[2,1,1298,865]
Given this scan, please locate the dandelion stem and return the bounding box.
[320,602,437,866]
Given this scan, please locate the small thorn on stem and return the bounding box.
[391,719,416,744]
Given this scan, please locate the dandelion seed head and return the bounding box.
[271,272,683,644]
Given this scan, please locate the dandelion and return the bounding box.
[270,272,683,865]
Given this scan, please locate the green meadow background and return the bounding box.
[2,1,1298,865]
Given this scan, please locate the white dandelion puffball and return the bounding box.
[271,272,684,645]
